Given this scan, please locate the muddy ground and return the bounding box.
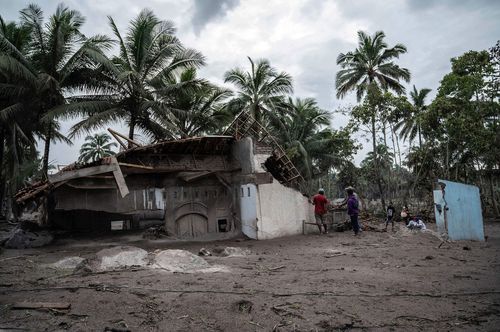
[1,220,499,332]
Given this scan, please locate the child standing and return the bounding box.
[385,202,396,232]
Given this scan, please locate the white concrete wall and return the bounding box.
[256,181,314,239]
[240,183,259,239]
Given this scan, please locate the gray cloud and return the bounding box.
[406,0,499,11]
[1,0,499,166]
[191,0,239,35]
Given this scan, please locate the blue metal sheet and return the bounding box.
[434,179,484,241]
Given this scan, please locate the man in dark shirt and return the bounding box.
[312,188,329,234]
[346,187,360,236]
[385,202,396,232]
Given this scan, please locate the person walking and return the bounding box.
[385,202,396,232]
[346,187,360,236]
[312,188,329,234]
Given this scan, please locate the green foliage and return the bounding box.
[336,30,410,101]
[78,133,117,163]
[61,9,206,142]
[394,85,432,146]
[224,57,293,123]
[268,97,358,180]
[154,68,232,138]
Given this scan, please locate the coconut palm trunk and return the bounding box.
[371,113,386,210]
[489,172,499,217]
[0,128,4,216]
[128,115,136,147]
[418,125,422,147]
[335,30,410,211]
[42,124,52,178]
[10,127,20,222]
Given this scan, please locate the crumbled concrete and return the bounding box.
[198,248,212,256]
[153,249,229,273]
[95,246,149,271]
[153,249,211,272]
[4,228,54,249]
[220,247,251,257]
[49,256,86,270]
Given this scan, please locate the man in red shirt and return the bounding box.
[312,188,329,234]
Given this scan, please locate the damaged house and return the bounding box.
[15,112,315,240]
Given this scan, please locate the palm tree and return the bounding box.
[395,85,432,146]
[0,4,112,177]
[61,9,205,144]
[335,30,410,209]
[155,68,232,138]
[268,97,351,180]
[0,16,34,216]
[224,57,293,124]
[78,133,117,163]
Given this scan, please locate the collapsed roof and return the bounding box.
[16,111,305,204]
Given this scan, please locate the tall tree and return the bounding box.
[335,30,410,209]
[395,85,431,146]
[269,97,357,180]
[154,68,232,138]
[224,57,293,124]
[420,48,500,215]
[60,9,205,144]
[0,4,112,177]
[78,133,117,163]
[0,16,34,216]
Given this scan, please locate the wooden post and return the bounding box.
[110,157,129,198]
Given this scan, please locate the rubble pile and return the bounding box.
[153,249,211,272]
[142,225,168,239]
[3,228,54,249]
[48,256,86,270]
[95,246,149,270]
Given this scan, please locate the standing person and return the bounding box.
[312,188,329,234]
[401,205,410,224]
[385,202,396,232]
[346,187,360,236]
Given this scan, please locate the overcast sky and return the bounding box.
[1,0,499,167]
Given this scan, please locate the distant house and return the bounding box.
[16,112,315,240]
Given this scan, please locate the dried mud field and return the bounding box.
[1,221,499,332]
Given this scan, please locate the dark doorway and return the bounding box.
[218,219,228,232]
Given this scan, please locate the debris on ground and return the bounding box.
[48,256,86,270]
[11,302,71,310]
[3,227,54,249]
[94,246,149,271]
[142,225,168,239]
[332,220,351,232]
[198,248,212,256]
[153,249,211,272]
[219,247,251,257]
[1,221,498,331]
[234,299,253,313]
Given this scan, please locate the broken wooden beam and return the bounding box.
[11,302,71,310]
[48,165,116,183]
[118,162,154,170]
[108,128,141,148]
[110,157,129,198]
